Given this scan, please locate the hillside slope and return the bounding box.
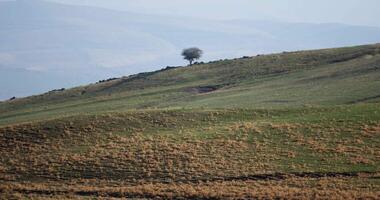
[0,44,380,125]
[1,98,380,199]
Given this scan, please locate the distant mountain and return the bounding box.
[1,0,380,100]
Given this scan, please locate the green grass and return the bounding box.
[0,43,379,126]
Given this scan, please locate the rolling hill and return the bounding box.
[1,43,379,125]
[0,44,379,199]
[2,0,380,99]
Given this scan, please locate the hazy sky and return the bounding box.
[38,0,380,27]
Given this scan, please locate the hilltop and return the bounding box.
[1,43,380,125]
[2,0,380,99]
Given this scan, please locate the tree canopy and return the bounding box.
[182,47,203,65]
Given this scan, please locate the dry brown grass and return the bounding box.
[1,112,379,199]
[1,176,379,199]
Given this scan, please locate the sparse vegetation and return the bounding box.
[97,78,118,84]
[0,44,379,199]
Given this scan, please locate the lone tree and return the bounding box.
[182,47,203,65]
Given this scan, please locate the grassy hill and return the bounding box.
[1,43,380,125]
[1,44,380,199]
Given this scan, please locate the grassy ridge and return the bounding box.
[0,44,380,125]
